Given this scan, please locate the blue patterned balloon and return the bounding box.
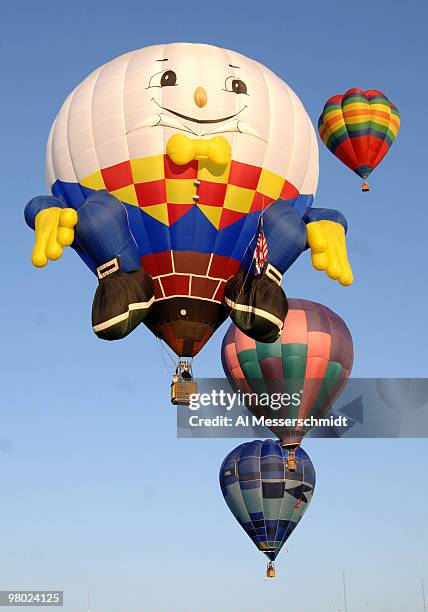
[219,440,315,561]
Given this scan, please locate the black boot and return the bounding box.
[224,264,288,343]
[92,257,154,341]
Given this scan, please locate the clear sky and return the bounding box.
[1,0,427,610]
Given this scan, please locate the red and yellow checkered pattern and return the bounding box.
[80,155,299,229]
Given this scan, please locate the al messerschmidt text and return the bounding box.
[188,415,348,428]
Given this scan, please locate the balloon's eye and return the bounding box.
[224,76,248,95]
[147,69,178,89]
[231,79,247,94]
[160,70,177,87]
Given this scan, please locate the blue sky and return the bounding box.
[1,0,427,610]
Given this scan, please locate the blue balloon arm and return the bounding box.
[24,195,67,229]
[24,190,141,273]
[303,207,348,233]
[238,202,348,277]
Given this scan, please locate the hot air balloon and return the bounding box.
[318,88,400,191]
[221,298,353,463]
[25,43,353,370]
[219,439,315,577]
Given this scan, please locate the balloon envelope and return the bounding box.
[318,88,400,182]
[219,440,315,561]
[221,298,353,445]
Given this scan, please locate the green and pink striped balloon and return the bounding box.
[221,298,353,447]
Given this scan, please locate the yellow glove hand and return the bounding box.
[32,207,78,268]
[306,220,353,286]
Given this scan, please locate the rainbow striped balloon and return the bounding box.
[318,88,400,189]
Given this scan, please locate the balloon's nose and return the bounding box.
[194,86,208,108]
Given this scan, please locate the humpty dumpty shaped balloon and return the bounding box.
[25,43,352,357]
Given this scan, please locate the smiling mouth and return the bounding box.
[152,98,247,124]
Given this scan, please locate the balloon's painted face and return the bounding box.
[46,43,318,196]
[126,54,263,141]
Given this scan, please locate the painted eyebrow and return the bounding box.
[156,58,169,62]
[229,64,241,69]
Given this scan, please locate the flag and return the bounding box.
[254,229,268,274]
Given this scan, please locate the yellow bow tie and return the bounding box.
[166,133,231,166]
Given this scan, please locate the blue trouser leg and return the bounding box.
[260,200,308,274]
[73,190,141,273]
[225,201,307,342]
